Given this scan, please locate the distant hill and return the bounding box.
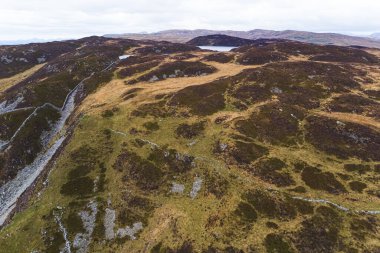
[370,33,380,40]
[0,38,64,46]
[187,34,290,47]
[106,29,380,48]
[187,34,255,46]
[1,36,380,253]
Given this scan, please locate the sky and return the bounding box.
[0,0,379,41]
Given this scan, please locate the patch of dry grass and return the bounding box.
[0,64,45,94]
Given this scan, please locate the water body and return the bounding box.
[198,46,237,52]
[118,55,131,60]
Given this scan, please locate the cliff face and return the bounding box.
[0,36,379,253]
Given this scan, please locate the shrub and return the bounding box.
[349,181,367,193]
[301,165,346,194]
[264,233,295,253]
[234,201,258,224]
[175,121,205,139]
[143,121,160,131]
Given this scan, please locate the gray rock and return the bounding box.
[171,183,185,194]
[270,87,283,94]
[104,208,116,240]
[116,222,143,240]
[149,75,159,82]
[190,177,203,199]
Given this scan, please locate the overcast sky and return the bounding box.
[0,0,379,41]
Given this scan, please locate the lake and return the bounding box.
[198,46,237,52]
[119,55,132,60]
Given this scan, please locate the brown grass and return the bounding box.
[313,110,380,130]
[0,64,45,94]
[79,61,255,115]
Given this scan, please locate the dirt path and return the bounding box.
[293,196,380,215]
[314,111,380,130]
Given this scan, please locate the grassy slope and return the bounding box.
[0,63,45,94]
[0,49,379,253]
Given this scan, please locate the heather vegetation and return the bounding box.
[0,35,379,253]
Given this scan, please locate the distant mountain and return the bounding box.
[1,35,380,253]
[106,29,380,48]
[0,39,57,45]
[370,33,380,40]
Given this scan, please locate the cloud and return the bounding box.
[0,0,379,40]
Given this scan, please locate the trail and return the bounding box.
[109,129,128,137]
[0,106,35,116]
[0,96,23,115]
[0,103,59,150]
[293,196,380,215]
[0,77,81,225]
[0,73,92,151]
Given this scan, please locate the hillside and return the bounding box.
[0,36,380,253]
[106,29,380,48]
[187,34,258,47]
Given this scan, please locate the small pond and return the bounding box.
[198,46,237,52]
[119,55,132,60]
